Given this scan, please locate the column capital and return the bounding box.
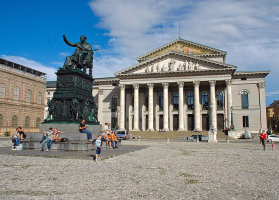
[132,83,140,89]
[162,82,169,89]
[147,83,154,89]
[119,84,125,90]
[177,81,184,88]
[209,80,216,87]
[257,82,266,89]
[225,79,231,86]
[99,89,103,95]
[193,81,200,87]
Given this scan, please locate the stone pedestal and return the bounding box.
[208,128,217,143]
[43,68,99,125]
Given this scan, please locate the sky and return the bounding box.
[0,0,279,105]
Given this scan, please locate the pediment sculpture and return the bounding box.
[144,60,201,73]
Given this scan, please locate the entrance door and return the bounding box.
[159,115,163,130]
[131,116,134,130]
[188,114,194,131]
[145,115,148,131]
[217,114,224,130]
[202,114,209,131]
[173,114,179,131]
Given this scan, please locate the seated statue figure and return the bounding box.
[62,34,94,71]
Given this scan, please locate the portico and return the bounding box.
[118,78,230,132]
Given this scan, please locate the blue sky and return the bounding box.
[1,0,279,105]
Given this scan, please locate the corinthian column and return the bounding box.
[162,82,169,131]
[225,80,232,129]
[133,83,140,131]
[193,81,200,131]
[147,83,154,131]
[209,80,217,130]
[119,84,125,130]
[177,81,184,130]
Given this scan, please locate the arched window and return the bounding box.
[216,92,224,110]
[145,94,149,111]
[12,115,18,127]
[0,83,5,98]
[0,114,3,126]
[111,95,118,112]
[36,117,41,127]
[159,93,163,111]
[26,89,31,103]
[187,93,194,110]
[173,93,179,111]
[37,92,42,104]
[241,91,249,109]
[201,92,208,110]
[14,87,19,101]
[25,116,30,127]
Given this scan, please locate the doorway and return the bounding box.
[202,114,209,131]
[217,114,224,130]
[145,115,148,131]
[173,114,179,131]
[159,115,163,130]
[188,114,194,131]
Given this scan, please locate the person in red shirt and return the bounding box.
[260,130,267,151]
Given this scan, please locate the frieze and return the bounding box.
[145,59,201,73]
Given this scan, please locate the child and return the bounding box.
[272,141,275,150]
[95,134,102,162]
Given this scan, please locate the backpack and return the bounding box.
[60,138,68,142]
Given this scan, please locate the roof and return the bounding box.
[267,100,279,109]
[136,38,227,62]
[0,57,47,77]
[115,51,236,76]
[46,81,99,87]
[46,81,57,88]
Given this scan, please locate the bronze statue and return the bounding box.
[62,35,98,75]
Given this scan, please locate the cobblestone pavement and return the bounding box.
[0,139,278,199]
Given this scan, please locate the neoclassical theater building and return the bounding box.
[94,39,269,133]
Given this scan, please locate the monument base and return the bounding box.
[40,123,102,139]
[208,130,217,143]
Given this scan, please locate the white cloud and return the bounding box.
[59,52,70,57]
[0,55,57,81]
[266,91,279,97]
[89,0,279,105]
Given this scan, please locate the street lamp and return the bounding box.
[230,106,234,130]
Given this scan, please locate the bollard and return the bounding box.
[138,137,140,142]
[226,137,229,143]
[167,137,169,143]
[196,138,199,143]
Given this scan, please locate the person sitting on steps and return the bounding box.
[79,119,93,142]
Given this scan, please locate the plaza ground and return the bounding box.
[0,136,278,199]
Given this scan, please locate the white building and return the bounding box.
[46,38,269,133]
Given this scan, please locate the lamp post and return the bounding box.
[230,106,234,130]
[275,124,278,135]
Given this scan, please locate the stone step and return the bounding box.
[21,140,121,151]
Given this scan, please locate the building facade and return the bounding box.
[0,58,46,135]
[93,39,269,133]
[266,100,279,133]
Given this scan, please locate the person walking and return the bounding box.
[94,134,102,162]
[260,130,267,151]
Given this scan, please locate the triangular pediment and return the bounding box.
[136,38,227,62]
[115,52,236,76]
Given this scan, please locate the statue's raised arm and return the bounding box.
[63,34,77,47]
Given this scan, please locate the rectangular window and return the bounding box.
[243,116,249,128]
